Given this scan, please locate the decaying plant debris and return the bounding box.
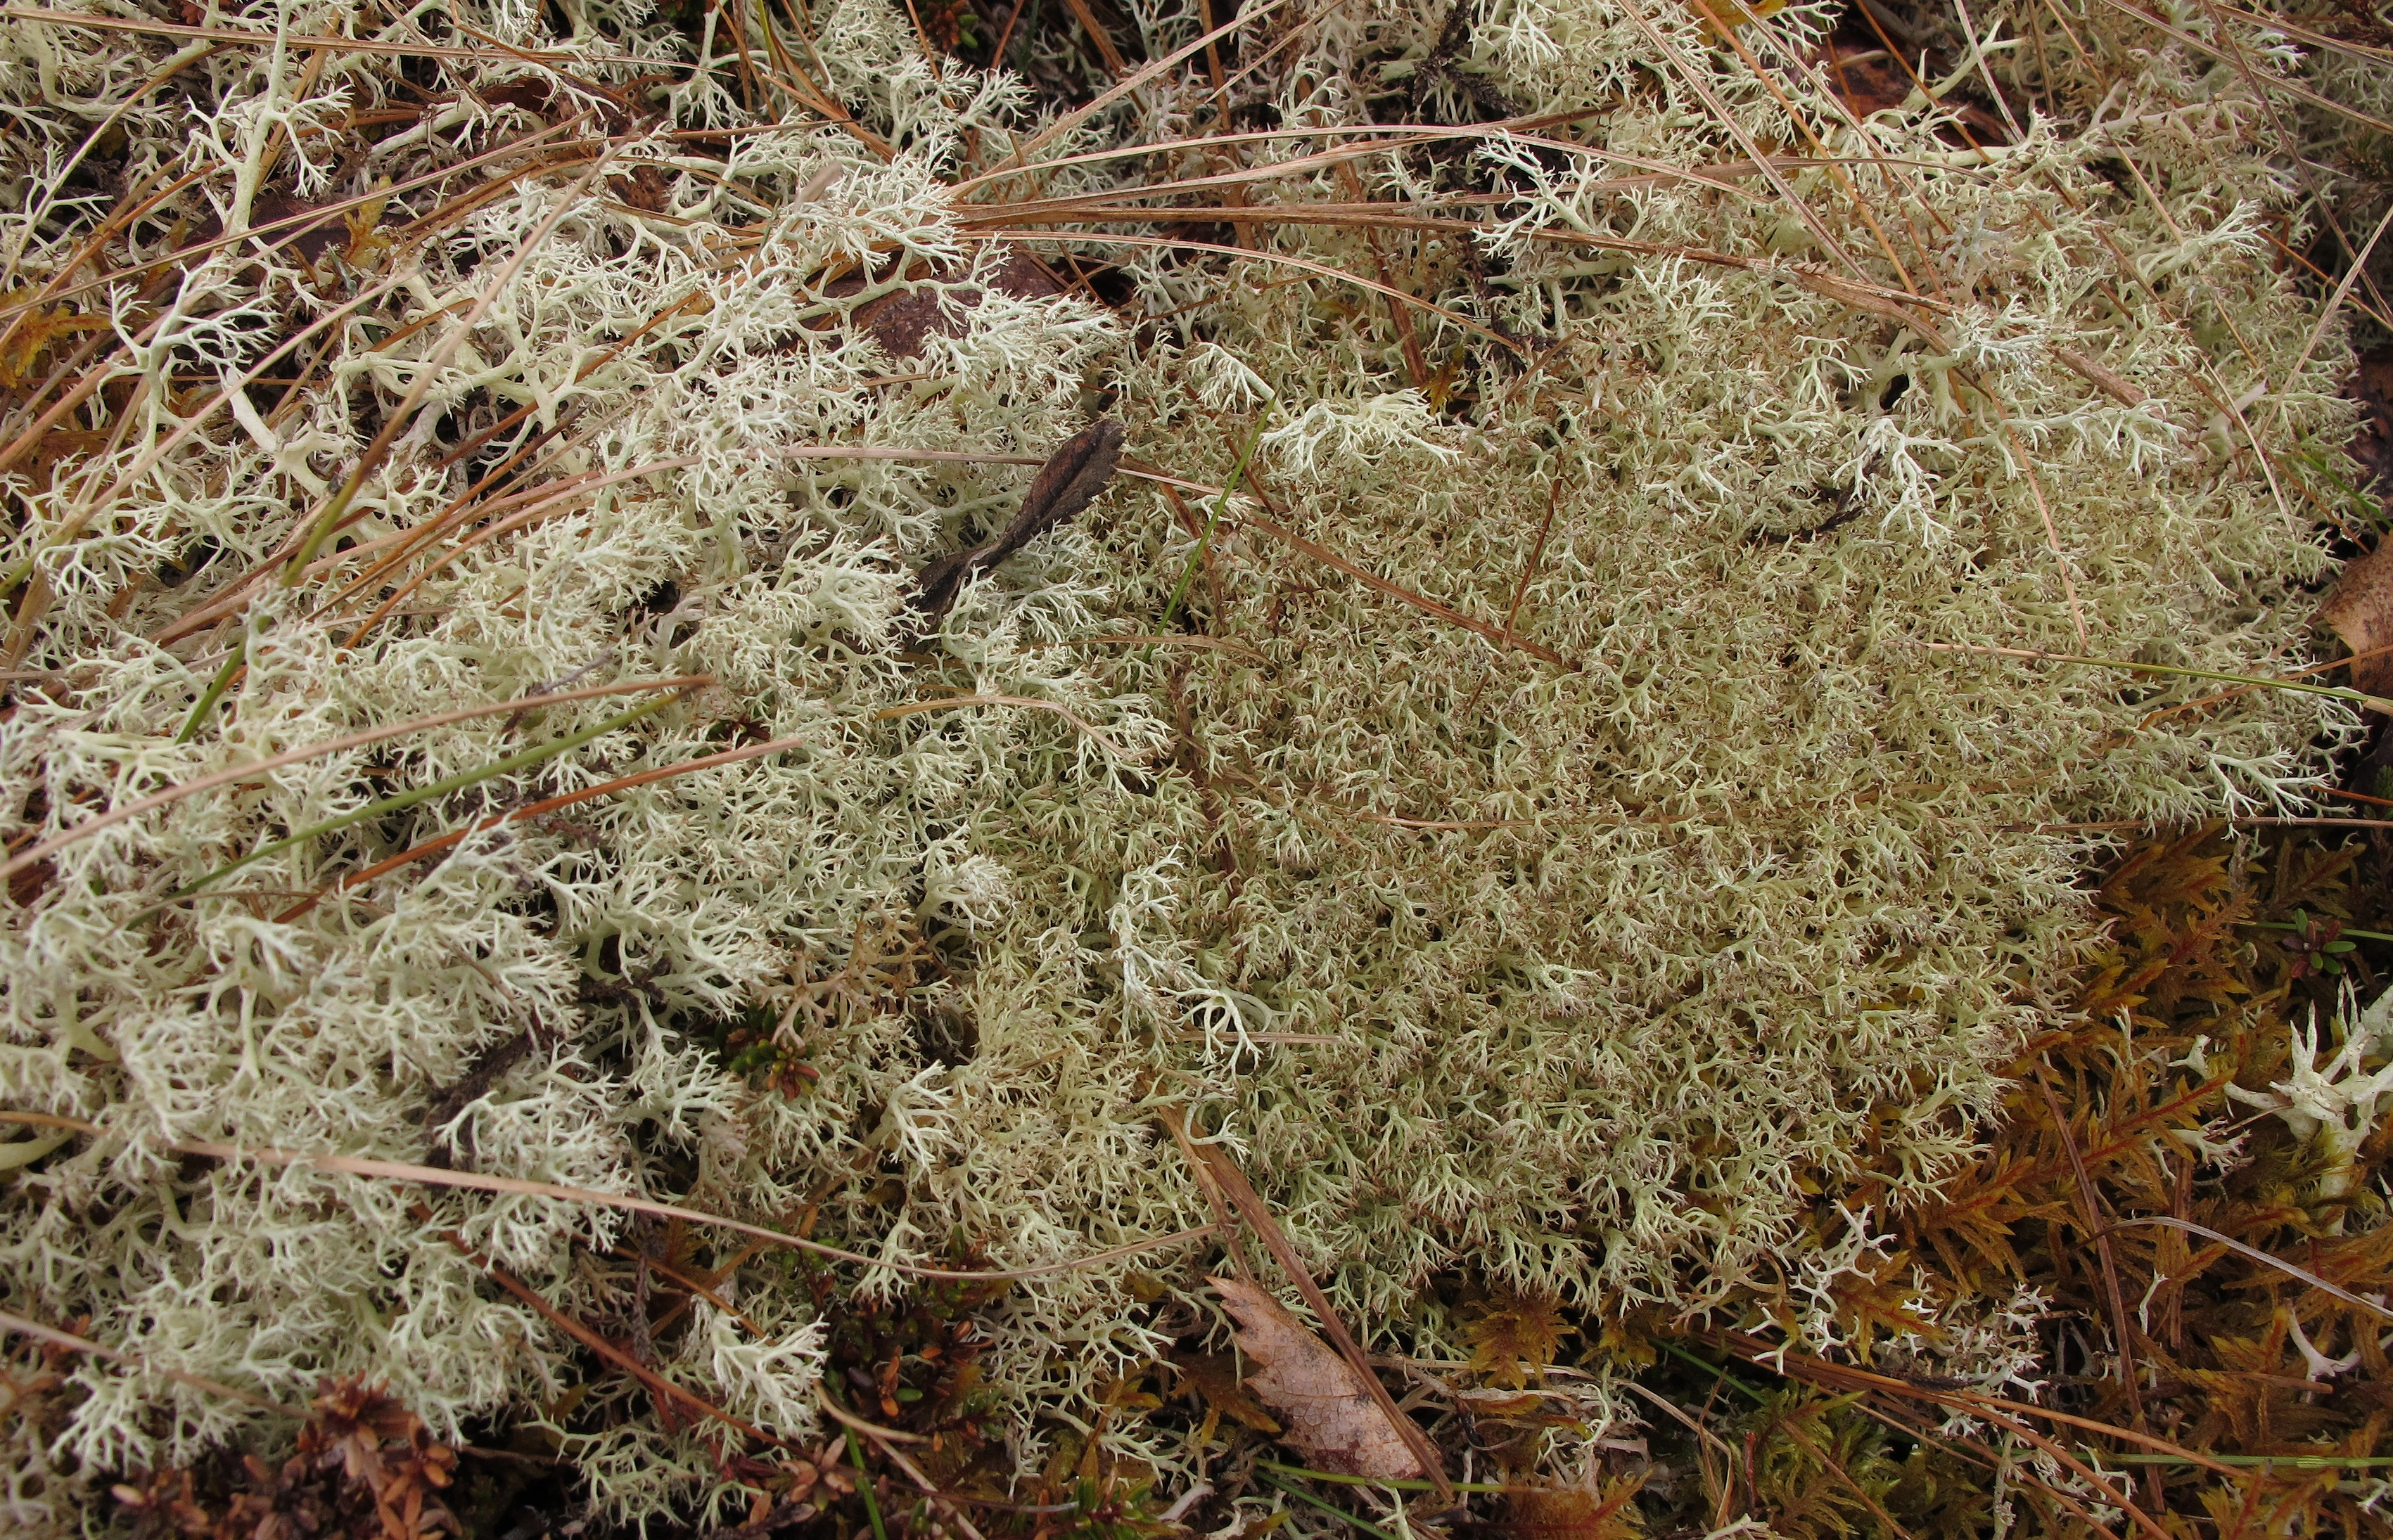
[1,0,2390,1532]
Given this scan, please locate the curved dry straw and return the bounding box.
[0,675,710,894]
[0,1305,305,1417]
[1920,641,2393,715]
[261,695,1137,923]
[0,1112,1215,1283]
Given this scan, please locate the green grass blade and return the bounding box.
[170,693,679,899]
[845,1427,891,1540]
[1155,405,1271,643]
[175,639,248,744]
[1257,1468,1406,1540]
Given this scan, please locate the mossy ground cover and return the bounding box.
[1,0,2389,1534]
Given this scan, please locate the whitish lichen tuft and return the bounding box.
[0,0,2378,1526]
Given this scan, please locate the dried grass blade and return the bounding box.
[2183,0,2393,61]
[967,231,1524,354]
[957,135,1797,217]
[1744,1342,2171,1539]
[0,674,710,893]
[447,1233,781,1445]
[1710,1331,2242,1476]
[1056,0,1130,75]
[284,157,611,581]
[950,113,1609,198]
[2034,1073,2148,1425]
[0,116,594,327]
[1238,511,1569,667]
[0,160,210,353]
[160,1134,1215,1281]
[2274,203,2393,442]
[2100,1217,2393,1323]
[778,447,1046,464]
[310,461,671,627]
[2,268,420,599]
[1612,0,1867,281]
[1089,634,1268,662]
[0,6,664,65]
[337,460,695,647]
[2081,0,2393,138]
[1774,1413,1917,1540]
[1919,641,2393,714]
[1253,1468,1404,1540]
[0,1307,302,1416]
[815,1389,992,1540]
[995,0,1305,174]
[274,724,845,920]
[175,692,687,897]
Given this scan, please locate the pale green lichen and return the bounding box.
[0,0,2378,1527]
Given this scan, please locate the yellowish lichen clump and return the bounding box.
[0,0,2375,1525]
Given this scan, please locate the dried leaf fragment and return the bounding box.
[913,419,1125,617]
[2319,541,2393,700]
[1687,0,1785,38]
[113,1375,459,1540]
[1503,1478,1647,1540]
[1211,1276,1427,1482]
[856,254,1066,359]
[2053,347,2148,407]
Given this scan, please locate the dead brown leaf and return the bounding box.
[2319,541,2393,699]
[911,417,1124,617]
[112,1375,459,1540]
[1502,1478,1647,1540]
[1210,1276,1427,1482]
[853,254,1066,359]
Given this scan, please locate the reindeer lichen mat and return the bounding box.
[0,0,2376,1527]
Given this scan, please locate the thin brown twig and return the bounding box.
[269,724,852,920]
[1722,1335,2174,1540]
[2034,1069,2158,1513]
[1773,1411,1917,1540]
[990,0,1306,175]
[0,1308,303,1416]
[337,461,695,648]
[1707,1331,2242,1477]
[874,695,1132,759]
[0,6,668,63]
[4,1112,1215,1282]
[1464,475,1564,717]
[1237,509,1571,667]
[443,1226,784,1445]
[1057,0,1130,75]
[0,116,596,328]
[2095,1218,2393,1323]
[0,675,709,890]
